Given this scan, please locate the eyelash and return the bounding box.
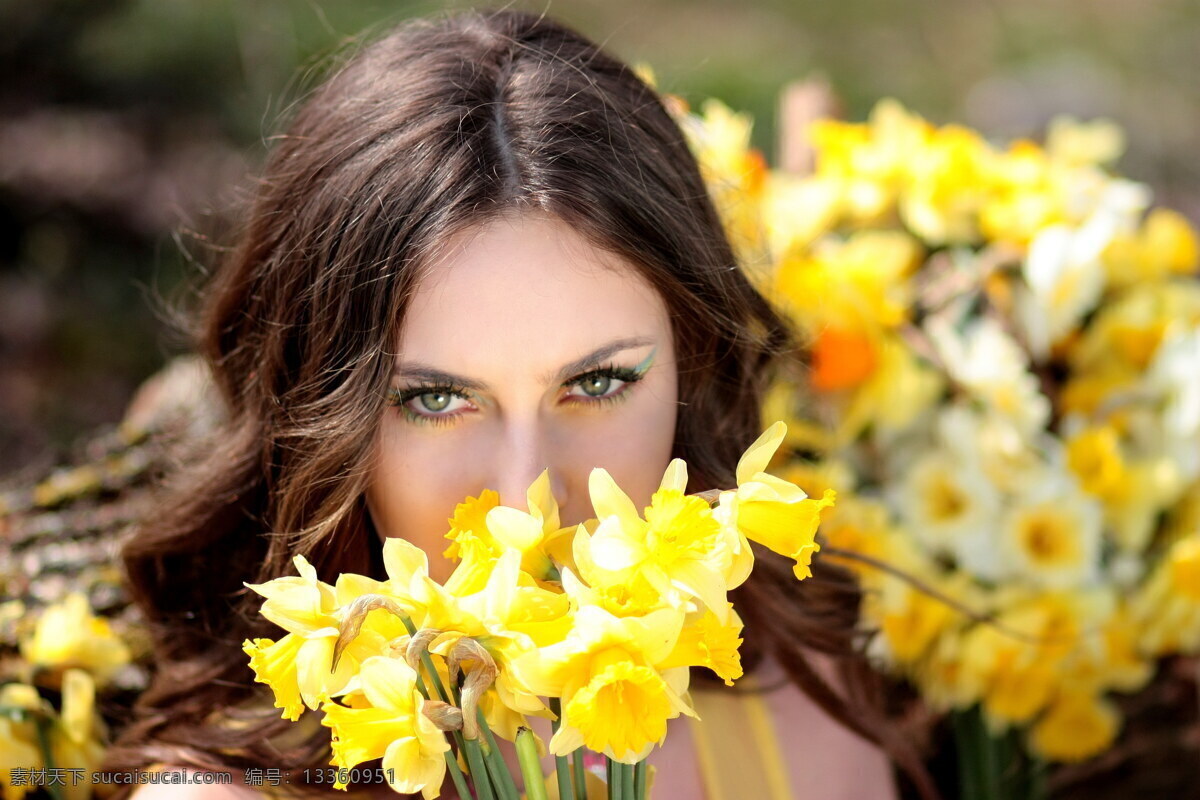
[386,363,647,428]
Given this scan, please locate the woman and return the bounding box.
[107,8,929,798]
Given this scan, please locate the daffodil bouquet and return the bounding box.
[243,422,834,800]
[0,593,136,800]
[672,85,1200,798]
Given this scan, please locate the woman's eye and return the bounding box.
[411,391,460,413]
[388,386,474,425]
[410,393,470,417]
[565,369,638,402]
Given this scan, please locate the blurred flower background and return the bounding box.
[1,0,1199,475]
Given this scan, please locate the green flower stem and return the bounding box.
[419,652,474,794]
[608,758,624,800]
[952,707,982,800]
[421,652,453,704]
[978,710,1001,799]
[516,728,550,800]
[34,714,65,800]
[547,697,575,800]
[951,704,1048,800]
[398,616,480,799]
[633,761,647,800]
[463,737,498,800]
[476,710,519,800]
[619,763,634,799]
[1026,755,1048,800]
[571,748,587,800]
[377,634,473,799]
[445,753,475,800]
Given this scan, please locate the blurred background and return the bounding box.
[2,0,1198,476]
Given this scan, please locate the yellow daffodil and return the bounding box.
[867,561,972,667]
[926,315,1049,438]
[443,489,503,595]
[900,124,991,246]
[1131,534,1200,654]
[1099,456,1182,553]
[444,474,574,594]
[511,606,693,763]
[0,718,40,800]
[1028,690,1120,763]
[1045,116,1125,168]
[560,554,671,619]
[910,632,976,713]
[1066,426,1125,496]
[244,552,410,714]
[1103,207,1199,287]
[320,656,449,798]
[0,684,44,800]
[896,450,1001,573]
[1067,605,1152,695]
[809,99,932,223]
[713,422,836,580]
[484,470,568,582]
[418,550,571,738]
[774,231,921,333]
[584,459,741,621]
[50,669,108,800]
[958,591,1102,729]
[828,330,943,445]
[761,172,841,256]
[978,139,1065,247]
[19,593,131,687]
[243,634,306,721]
[814,494,895,578]
[677,98,770,274]
[998,477,1102,589]
[656,605,744,686]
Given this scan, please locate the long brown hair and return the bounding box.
[106,7,933,797]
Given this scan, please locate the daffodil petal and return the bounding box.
[292,555,319,582]
[383,537,431,584]
[627,607,686,665]
[589,468,641,524]
[735,422,788,485]
[588,515,644,572]
[547,719,587,757]
[527,469,561,531]
[60,669,94,746]
[669,562,731,624]
[659,459,689,493]
[357,656,421,713]
[487,506,545,552]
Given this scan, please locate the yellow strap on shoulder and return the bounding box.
[688,677,794,800]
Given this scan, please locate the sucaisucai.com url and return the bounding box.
[90,770,235,785]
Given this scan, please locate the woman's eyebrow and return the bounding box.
[391,335,656,390]
[540,336,656,384]
[389,364,488,391]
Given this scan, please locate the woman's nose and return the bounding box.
[494,421,570,514]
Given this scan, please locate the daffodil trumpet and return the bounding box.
[244,420,833,799]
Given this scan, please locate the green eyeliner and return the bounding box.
[631,346,657,376]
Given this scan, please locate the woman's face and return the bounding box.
[365,211,679,581]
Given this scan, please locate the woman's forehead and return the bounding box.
[394,213,671,379]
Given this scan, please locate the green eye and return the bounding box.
[386,384,472,427]
[417,392,452,412]
[579,375,613,397]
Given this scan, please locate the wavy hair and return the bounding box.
[106,8,934,798]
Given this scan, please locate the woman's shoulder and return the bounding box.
[687,655,899,800]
